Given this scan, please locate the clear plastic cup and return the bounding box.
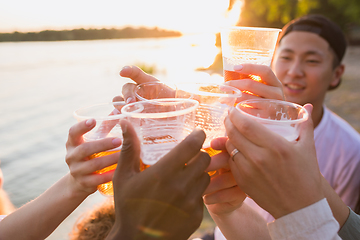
[221,26,281,82]
[134,82,176,101]
[176,83,242,157]
[121,98,199,169]
[73,101,126,196]
[236,99,309,142]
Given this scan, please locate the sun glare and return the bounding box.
[154,0,243,35]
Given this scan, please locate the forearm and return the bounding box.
[208,203,271,240]
[322,177,350,228]
[0,189,16,215]
[0,174,88,240]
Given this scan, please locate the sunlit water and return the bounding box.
[0,34,220,239]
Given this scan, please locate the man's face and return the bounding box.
[272,31,339,108]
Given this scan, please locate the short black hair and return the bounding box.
[279,14,347,63]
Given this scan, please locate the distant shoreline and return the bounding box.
[0,27,182,42]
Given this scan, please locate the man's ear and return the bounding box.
[329,64,345,89]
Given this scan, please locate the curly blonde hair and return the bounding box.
[69,199,115,240]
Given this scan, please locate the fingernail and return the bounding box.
[121,65,131,71]
[112,138,122,146]
[126,97,135,104]
[120,66,131,76]
[85,119,95,126]
[234,65,243,71]
[112,108,121,114]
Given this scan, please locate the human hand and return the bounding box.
[225,104,324,219]
[224,64,284,101]
[107,120,210,240]
[65,119,122,197]
[115,65,161,104]
[203,137,246,217]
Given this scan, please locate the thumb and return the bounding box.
[114,119,141,180]
[298,103,315,146]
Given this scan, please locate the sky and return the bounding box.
[0,0,242,34]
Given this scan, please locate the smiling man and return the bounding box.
[239,14,360,225]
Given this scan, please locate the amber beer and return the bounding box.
[224,70,263,83]
[89,150,120,196]
[223,69,264,97]
[202,146,221,176]
[139,160,151,171]
[139,147,220,176]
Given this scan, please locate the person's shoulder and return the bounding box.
[322,107,360,142]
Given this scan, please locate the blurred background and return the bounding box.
[1,0,359,239]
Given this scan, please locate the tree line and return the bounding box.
[0,27,182,42]
[230,0,360,45]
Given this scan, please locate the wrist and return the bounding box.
[63,173,91,201]
[273,194,324,219]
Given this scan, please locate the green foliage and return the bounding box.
[135,63,157,75]
[239,0,359,29]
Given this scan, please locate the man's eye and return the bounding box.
[306,59,320,64]
[280,56,291,60]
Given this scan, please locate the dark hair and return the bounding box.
[69,199,115,240]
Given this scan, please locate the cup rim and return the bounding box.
[134,81,175,101]
[121,98,199,119]
[73,101,126,121]
[221,26,282,32]
[236,99,309,124]
[176,83,242,98]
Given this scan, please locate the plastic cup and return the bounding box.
[121,98,199,169]
[134,82,176,101]
[236,99,309,142]
[221,26,281,82]
[175,83,242,157]
[73,101,126,196]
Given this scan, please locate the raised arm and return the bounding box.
[0,119,122,240]
[203,137,271,240]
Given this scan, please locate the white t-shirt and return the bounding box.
[215,106,360,238]
[267,198,341,240]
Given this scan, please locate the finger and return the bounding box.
[75,171,115,189]
[224,113,260,157]
[122,83,137,104]
[203,185,245,205]
[185,151,211,179]
[73,151,120,176]
[233,64,282,88]
[226,79,283,100]
[227,107,286,149]
[115,120,141,180]
[187,171,211,200]
[226,141,246,165]
[112,95,124,102]
[297,104,314,149]
[156,129,206,172]
[203,171,236,195]
[205,151,230,172]
[120,65,160,85]
[66,119,96,149]
[66,137,122,165]
[210,137,228,150]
